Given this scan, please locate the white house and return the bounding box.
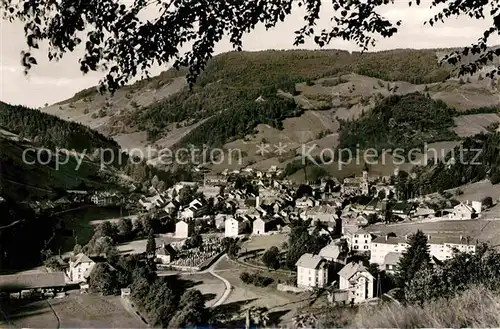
[164,201,178,214]
[252,218,277,235]
[295,253,329,289]
[295,197,316,209]
[383,252,402,274]
[67,253,95,283]
[338,261,374,304]
[175,220,194,238]
[156,243,177,264]
[224,217,247,237]
[370,234,477,265]
[179,199,208,219]
[345,229,372,252]
[448,201,478,220]
[319,243,345,264]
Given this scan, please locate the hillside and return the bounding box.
[38,48,500,176]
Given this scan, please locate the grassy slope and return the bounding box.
[354,286,500,328]
[130,49,453,147]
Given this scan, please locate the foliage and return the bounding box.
[184,233,203,249]
[0,102,119,152]
[240,271,274,287]
[88,263,119,295]
[405,132,500,194]
[395,230,430,289]
[146,229,156,258]
[286,219,330,269]
[482,196,494,208]
[338,93,458,155]
[261,246,280,270]
[403,244,500,304]
[130,273,207,328]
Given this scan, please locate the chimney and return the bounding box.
[404,234,408,241]
[427,235,430,240]
[385,235,389,241]
[460,235,463,242]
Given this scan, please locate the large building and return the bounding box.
[295,253,329,289]
[338,261,374,304]
[370,234,477,266]
[345,229,372,252]
[67,253,96,283]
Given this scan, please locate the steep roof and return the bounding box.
[338,262,373,281]
[295,253,326,269]
[73,253,94,266]
[319,244,341,260]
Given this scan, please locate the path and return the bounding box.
[208,255,232,307]
[157,254,233,308]
[46,299,60,329]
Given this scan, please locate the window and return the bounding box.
[354,245,359,250]
[365,240,368,243]
[354,234,358,238]
[355,240,358,243]
[364,245,369,249]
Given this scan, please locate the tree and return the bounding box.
[178,186,194,206]
[117,217,133,237]
[3,0,497,93]
[146,229,156,258]
[88,263,118,295]
[482,196,494,208]
[262,246,280,270]
[395,230,430,288]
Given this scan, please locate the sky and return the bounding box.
[1,1,499,108]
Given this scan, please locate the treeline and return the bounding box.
[338,93,458,154]
[400,132,500,195]
[131,48,452,147]
[0,102,119,152]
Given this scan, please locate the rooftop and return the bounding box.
[0,272,66,291]
[295,253,326,269]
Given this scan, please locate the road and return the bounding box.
[157,254,233,308]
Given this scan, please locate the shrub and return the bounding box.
[239,271,274,287]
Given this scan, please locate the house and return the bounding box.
[156,243,177,264]
[224,217,248,237]
[448,201,478,220]
[299,205,337,223]
[411,207,436,220]
[295,253,329,289]
[390,201,413,219]
[179,199,208,219]
[252,218,277,235]
[175,220,194,238]
[215,214,228,229]
[383,252,402,274]
[91,192,117,206]
[164,201,178,214]
[67,253,96,283]
[204,174,229,186]
[338,261,375,304]
[295,197,316,209]
[319,243,346,264]
[345,229,372,252]
[370,235,409,265]
[370,234,477,265]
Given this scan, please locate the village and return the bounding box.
[0,165,496,327]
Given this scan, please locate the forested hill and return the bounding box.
[0,101,119,152]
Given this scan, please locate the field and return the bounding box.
[51,206,122,253]
[117,234,186,255]
[213,257,313,326]
[241,234,288,254]
[452,114,500,137]
[177,273,226,308]
[367,219,500,246]
[1,291,145,328]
